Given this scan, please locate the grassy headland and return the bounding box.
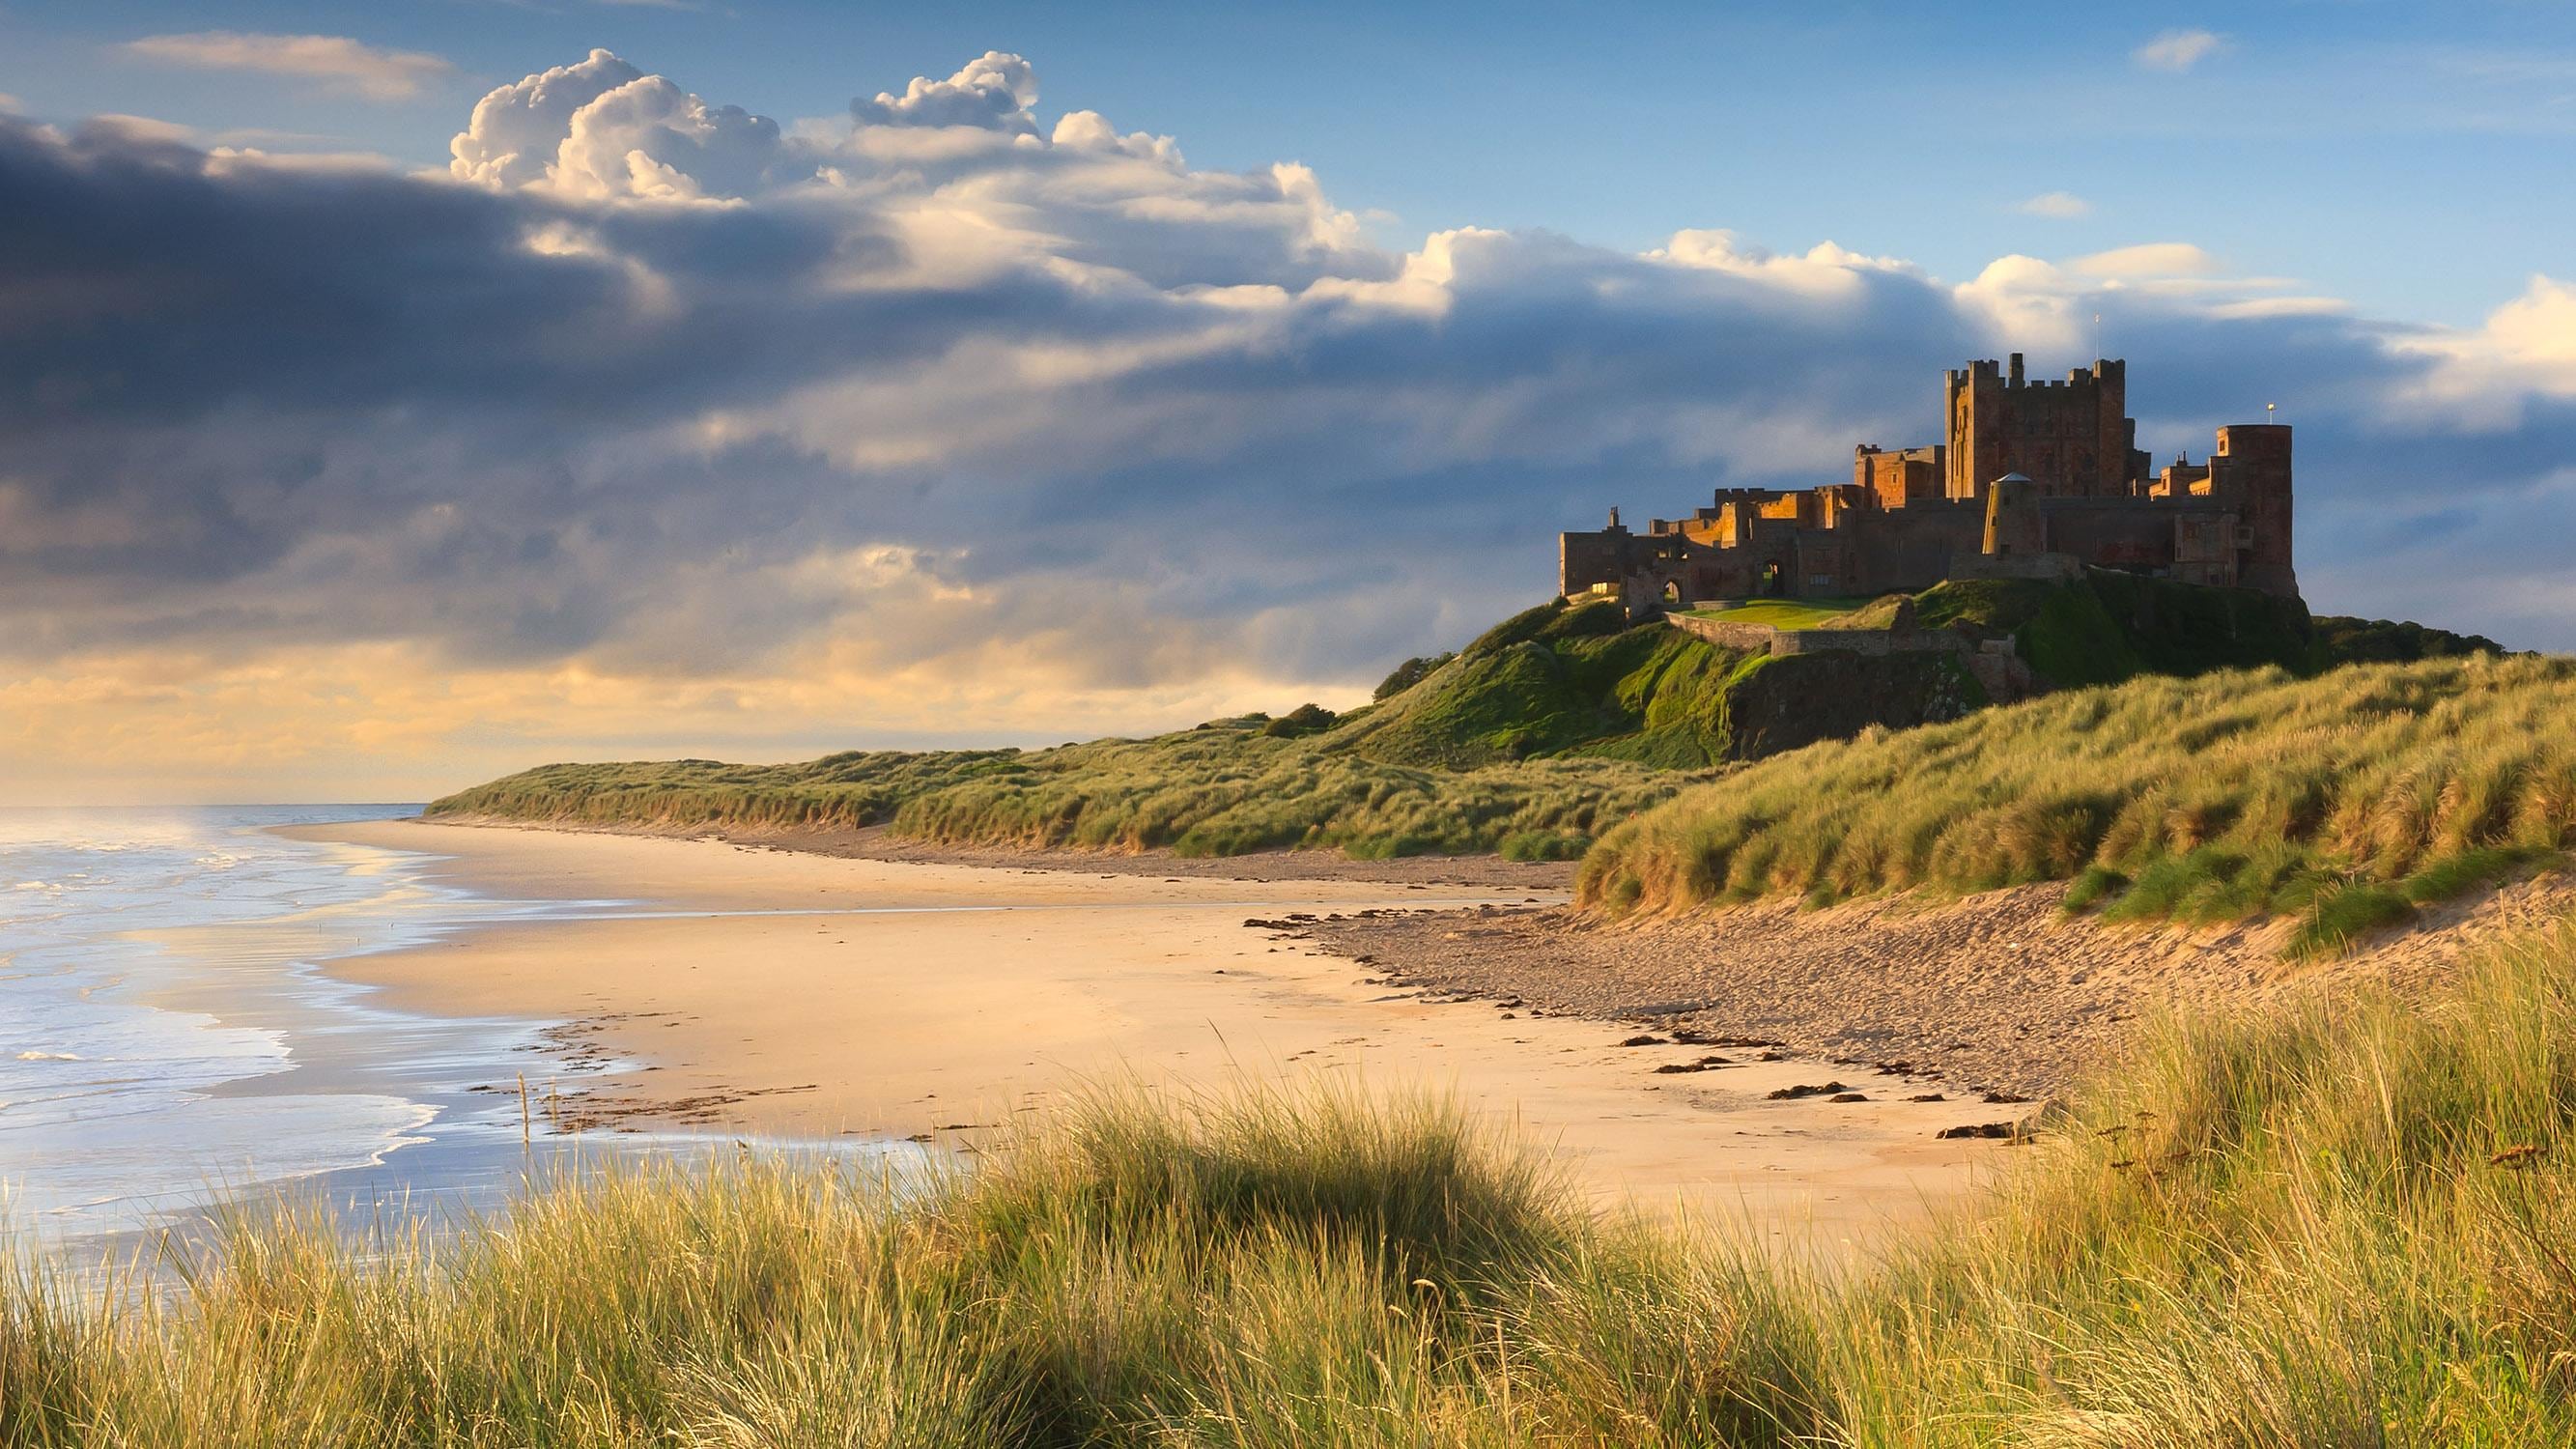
[429,579,2504,865]
[428,599,1762,860]
[428,729,1701,865]
[12,918,2576,1444]
[1579,652,2576,952]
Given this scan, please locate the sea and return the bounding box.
[0,804,835,1254]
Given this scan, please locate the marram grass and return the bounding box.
[14,921,2576,1444]
[1580,652,2576,949]
[429,727,1705,864]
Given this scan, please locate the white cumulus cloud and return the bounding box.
[2016,190,2090,218]
[2134,28,2225,72]
[124,32,454,100]
[850,51,1039,133]
[2395,274,2576,427]
[550,74,786,201]
[451,49,644,189]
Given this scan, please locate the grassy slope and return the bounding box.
[432,601,1748,858]
[1680,596,1873,629]
[1320,600,1758,770]
[438,726,1703,864]
[1579,652,2576,952]
[14,919,2576,1444]
[2312,612,2508,664]
[429,582,2502,862]
[1833,569,2321,687]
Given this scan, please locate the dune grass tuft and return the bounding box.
[14,922,2576,1442]
[429,725,1707,864]
[1579,653,2576,945]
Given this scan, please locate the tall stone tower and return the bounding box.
[1942,355,2147,501]
[2213,423,2295,597]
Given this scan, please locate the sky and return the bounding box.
[3,2,2574,802]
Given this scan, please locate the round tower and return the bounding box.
[1981,472,2045,556]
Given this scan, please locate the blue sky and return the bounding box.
[2,3,2574,800]
[5,2,2572,325]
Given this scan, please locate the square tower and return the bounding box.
[1943,355,2147,500]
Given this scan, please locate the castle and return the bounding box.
[1559,355,2296,612]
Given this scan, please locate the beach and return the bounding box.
[291,819,2007,1238]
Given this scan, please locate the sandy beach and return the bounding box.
[287,819,2010,1240]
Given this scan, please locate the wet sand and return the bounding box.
[286,819,2010,1242]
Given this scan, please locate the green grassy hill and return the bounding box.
[429,716,1707,863]
[1904,572,2498,680]
[1326,596,1984,769]
[430,578,2505,862]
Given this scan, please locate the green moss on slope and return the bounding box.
[1324,602,1751,769]
[1894,569,2315,687]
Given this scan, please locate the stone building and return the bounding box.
[1560,355,2296,611]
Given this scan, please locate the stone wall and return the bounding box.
[1665,611,2042,704]
[1770,627,1967,659]
[1666,612,1974,660]
[1665,615,1780,652]
[1949,550,2083,583]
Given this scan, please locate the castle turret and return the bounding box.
[2214,423,2295,597]
[1981,473,2045,556]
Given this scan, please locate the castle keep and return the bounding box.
[1560,356,2296,611]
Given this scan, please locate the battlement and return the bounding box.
[1943,355,2125,393]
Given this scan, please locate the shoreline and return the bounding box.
[411,812,1580,890]
[286,818,2013,1236]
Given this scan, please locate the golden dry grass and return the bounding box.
[13,919,2576,1442]
[1580,653,2576,952]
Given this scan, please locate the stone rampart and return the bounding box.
[1769,627,1966,659]
[1666,613,1975,661]
[1665,615,1780,652]
[1667,611,2043,704]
